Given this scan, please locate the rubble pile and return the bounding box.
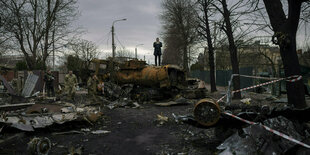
[0,102,103,131]
[0,65,310,154]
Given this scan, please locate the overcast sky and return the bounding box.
[75,0,163,63]
[75,0,309,64]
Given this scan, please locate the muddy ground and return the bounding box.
[0,101,221,154]
[0,89,232,155]
[1,86,310,155]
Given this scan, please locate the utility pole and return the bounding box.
[135,47,137,59]
[111,18,126,74]
[112,25,115,59]
[52,18,56,71]
[52,30,55,70]
[188,46,191,72]
[111,18,127,60]
[135,44,143,59]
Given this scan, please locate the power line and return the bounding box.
[106,31,111,50]
[115,33,125,49]
[95,30,111,45]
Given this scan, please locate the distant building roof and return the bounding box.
[0,55,24,68]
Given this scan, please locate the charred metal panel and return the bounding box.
[91,59,186,88]
[119,60,147,70]
[115,63,186,88]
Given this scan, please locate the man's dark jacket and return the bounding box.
[153,42,162,55]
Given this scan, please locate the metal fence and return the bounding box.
[190,67,254,88]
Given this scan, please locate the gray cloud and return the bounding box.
[75,0,163,63]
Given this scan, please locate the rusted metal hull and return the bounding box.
[194,98,220,126]
[115,65,186,88]
[90,59,186,88]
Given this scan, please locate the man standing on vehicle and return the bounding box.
[153,37,162,66]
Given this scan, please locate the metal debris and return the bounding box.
[155,98,191,106]
[91,130,111,134]
[217,116,304,155]
[85,111,103,122]
[27,137,51,155]
[116,64,186,88]
[105,98,142,109]
[104,82,123,100]
[0,102,35,110]
[171,113,195,123]
[193,98,221,126]
[240,98,251,105]
[181,89,206,99]
[26,104,63,114]
[61,107,74,113]
[22,73,39,97]
[52,130,85,135]
[81,128,91,132]
[132,102,141,108]
[0,75,16,95]
[155,101,179,107]
[0,113,79,131]
[68,146,83,155]
[157,114,169,125]
[0,104,103,131]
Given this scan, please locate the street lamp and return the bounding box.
[112,18,127,59]
[135,44,144,59]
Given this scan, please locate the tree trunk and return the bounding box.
[222,0,241,98]
[263,0,306,108]
[183,45,189,73]
[208,48,217,92]
[204,8,217,92]
[280,34,306,108]
[43,0,51,69]
[25,54,35,70]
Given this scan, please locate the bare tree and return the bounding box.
[0,5,13,56]
[208,0,258,98]
[0,0,78,70]
[69,38,99,70]
[215,46,231,70]
[162,27,183,66]
[160,0,198,72]
[116,48,134,59]
[299,49,310,67]
[261,0,309,108]
[196,0,217,92]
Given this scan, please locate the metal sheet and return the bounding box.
[21,73,39,97]
[0,113,78,131]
